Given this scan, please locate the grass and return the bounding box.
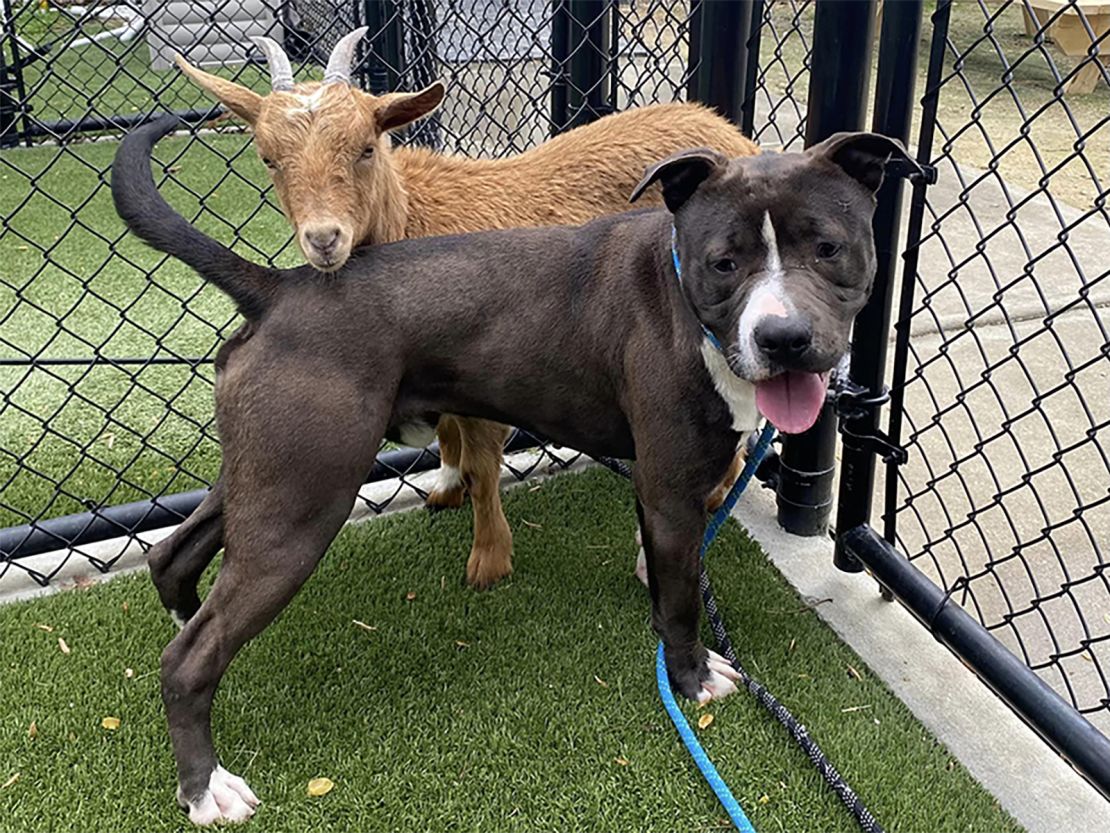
[0,469,1021,833]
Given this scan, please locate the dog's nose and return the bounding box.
[304,225,342,255]
[754,316,812,365]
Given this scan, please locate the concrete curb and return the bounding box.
[734,483,1109,833]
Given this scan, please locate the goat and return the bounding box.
[153,29,759,608]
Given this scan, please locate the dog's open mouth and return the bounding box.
[755,370,829,435]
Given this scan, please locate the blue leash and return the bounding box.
[655,422,775,833]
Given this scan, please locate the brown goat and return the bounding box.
[175,30,758,590]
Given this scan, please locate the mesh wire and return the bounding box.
[0,0,810,586]
[889,0,1110,732]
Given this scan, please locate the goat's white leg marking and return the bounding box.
[634,526,648,587]
[181,766,259,826]
[434,464,463,494]
[696,649,742,704]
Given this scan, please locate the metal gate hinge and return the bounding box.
[834,379,909,466]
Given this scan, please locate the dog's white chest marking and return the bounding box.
[700,339,759,433]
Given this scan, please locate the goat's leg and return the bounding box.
[149,477,226,627]
[425,415,466,510]
[460,417,514,589]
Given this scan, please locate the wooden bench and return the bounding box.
[1023,0,1110,94]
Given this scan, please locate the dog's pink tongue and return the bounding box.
[755,372,827,435]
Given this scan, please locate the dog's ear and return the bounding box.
[808,132,921,193]
[629,147,728,212]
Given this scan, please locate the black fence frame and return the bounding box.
[3,0,1108,805]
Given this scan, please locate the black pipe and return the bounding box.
[884,0,951,548]
[740,0,765,138]
[840,524,1110,801]
[363,0,405,94]
[688,0,753,124]
[776,0,877,537]
[550,0,571,135]
[0,433,544,565]
[12,109,219,141]
[833,0,923,571]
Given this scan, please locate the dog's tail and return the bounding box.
[112,115,276,319]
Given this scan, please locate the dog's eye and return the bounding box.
[360,146,375,160]
[816,242,841,260]
[712,258,737,274]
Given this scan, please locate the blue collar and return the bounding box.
[671,226,723,351]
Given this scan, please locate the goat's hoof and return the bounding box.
[425,487,466,511]
[466,547,513,590]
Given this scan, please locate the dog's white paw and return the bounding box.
[181,766,259,826]
[695,650,742,704]
[633,528,649,587]
[169,610,188,630]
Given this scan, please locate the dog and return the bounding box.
[112,115,915,825]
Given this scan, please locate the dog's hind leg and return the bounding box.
[148,476,226,628]
[426,415,466,510]
[161,385,388,826]
[459,417,514,589]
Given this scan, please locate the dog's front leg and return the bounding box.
[634,495,740,703]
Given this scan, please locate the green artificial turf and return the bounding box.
[0,469,1021,833]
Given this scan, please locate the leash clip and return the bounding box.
[886,158,937,185]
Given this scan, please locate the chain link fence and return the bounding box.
[887,0,1110,734]
[0,0,813,588]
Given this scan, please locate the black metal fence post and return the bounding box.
[363,0,406,94]
[832,0,924,571]
[776,0,877,537]
[687,0,753,124]
[564,0,612,129]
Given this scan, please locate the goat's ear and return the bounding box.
[375,82,446,132]
[629,147,727,213]
[808,131,920,193]
[175,54,264,125]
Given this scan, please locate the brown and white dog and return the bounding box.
[113,114,915,825]
[155,30,759,603]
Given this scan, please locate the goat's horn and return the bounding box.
[250,36,295,91]
[323,26,369,85]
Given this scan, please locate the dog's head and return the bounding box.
[630,132,918,434]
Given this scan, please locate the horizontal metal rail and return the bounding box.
[1,432,543,566]
[840,524,1110,802]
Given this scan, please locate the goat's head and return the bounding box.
[176,28,444,271]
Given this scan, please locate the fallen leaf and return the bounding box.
[1081,653,1093,663]
[697,713,714,730]
[121,602,129,612]
[846,664,863,681]
[405,592,416,602]
[33,623,54,633]
[27,722,37,739]
[455,640,470,649]
[593,675,608,688]
[521,519,543,530]
[58,637,71,655]
[528,484,542,492]
[307,777,334,797]
[758,794,770,805]
[614,756,630,766]
[840,704,871,713]
[104,433,115,450]
[1,773,18,790]
[168,165,182,173]
[101,717,121,731]
[74,575,96,590]
[124,668,134,679]
[787,637,796,653]
[352,620,377,632]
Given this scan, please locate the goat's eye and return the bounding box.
[360,146,375,159]
[816,241,841,260]
[712,258,737,274]
[261,157,277,170]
